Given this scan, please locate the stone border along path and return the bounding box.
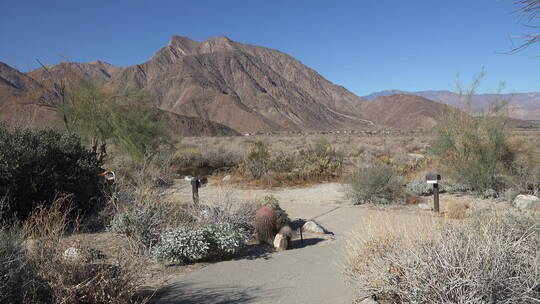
[155,182,428,304]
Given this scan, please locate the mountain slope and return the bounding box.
[2,36,511,133]
[364,89,540,120]
[360,94,452,129]
[26,36,372,132]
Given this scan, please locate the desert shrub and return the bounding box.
[296,140,343,180]
[108,203,165,251]
[173,147,240,176]
[0,228,50,304]
[105,153,194,251]
[152,223,248,264]
[406,178,472,196]
[238,141,271,178]
[430,78,514,195]
[188,200,258,235]
[0,125,104,221]
[346,164,403,205]
[23,196,144,304]
[238,140,343,182]
[346,210,540,303]
[405,179,433,196]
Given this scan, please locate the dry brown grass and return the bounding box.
[443,201,470,219]
[345,208,540,303]
[22,196,149,304]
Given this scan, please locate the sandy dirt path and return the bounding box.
[154,181,444,304]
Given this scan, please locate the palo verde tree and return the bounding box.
[58,80,168,162]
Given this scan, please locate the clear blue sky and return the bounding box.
[0,0,538,96]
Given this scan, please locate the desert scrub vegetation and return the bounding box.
[345,209,540,303]
[172,145,240,176]
[345,163,404,205]
[0,124,105,222]
[107,159,258,262]
[0,196,146,304]
[237,140,343,183]
[428,76,527,197]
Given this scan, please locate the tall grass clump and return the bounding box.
[346,163,403,205]
[430,75,514,195]
[345,210,540,303]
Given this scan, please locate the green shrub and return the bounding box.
[296,140,343,180]
[0,125,104,221]
[430,78,514,195]
[346,164,403,205]
[152,223,248,264]
[237,140,343,181]
[238,141,271,178]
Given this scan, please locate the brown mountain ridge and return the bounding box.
[1,36,467,134]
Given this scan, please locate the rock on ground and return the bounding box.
[417,203,432,210]
[513,194,540,210]
[273,233,288,251]
[358,297,378,304]
[63,247,82,261]
[302,220,326,234]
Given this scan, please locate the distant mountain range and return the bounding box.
[364,90,540,120]
[1,36,538,136]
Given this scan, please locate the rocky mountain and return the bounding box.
[364,89,540,120]
[24,36,372,133]
[3,35,533,134]
[359,94,453,129]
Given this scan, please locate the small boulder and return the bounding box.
[222,175,232,182]
[273,233,288,251]
[417,203,432,210]
[513,194,540,210]
[63,247,82,261]
[302,220,326,234]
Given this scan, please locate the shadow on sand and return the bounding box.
[147,282,281,304]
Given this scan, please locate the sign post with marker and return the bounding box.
[425,173,441,212]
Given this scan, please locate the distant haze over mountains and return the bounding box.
[364,90,540,120]
[0,36,538,135]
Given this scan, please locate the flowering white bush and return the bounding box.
[152,223,248,264]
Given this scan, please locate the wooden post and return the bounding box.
[426,173,441,213]
[433,183,440,212]
[191,179,199,204]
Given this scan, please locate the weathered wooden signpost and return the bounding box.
[425,173,441,212]
[186,176,208,204]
